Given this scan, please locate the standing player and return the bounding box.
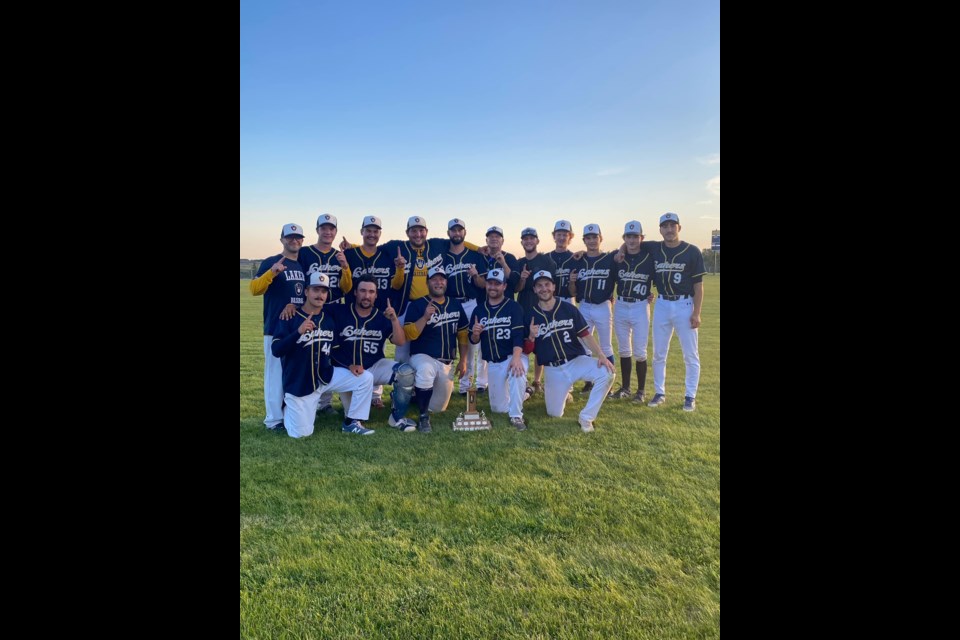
[270,273,375,438]
[569,224,617,394]
[514,228,558,396]
[250,223,307,432]
[550,220,578,304]
[524,271,616,433]
[404,267,471,433]
[647,213,706,411]
[329,277,419,432]
[442,219,487,396]
[469,269,529,431]
[609,221,656,402]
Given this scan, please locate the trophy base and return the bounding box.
[453,411,492,431]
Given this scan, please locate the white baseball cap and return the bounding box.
[583,224,601,236]
[487,269,506,283]
[362,215,383,229]
[624,221,643,235]
[659,212,681,225]
[532,270,554,283]
[521,227,539,238]
[308,273,331,288]
[486,226,504,237]
[554,220,573,233]
[407,216,428,230]
[448,218,467,230]
[316,213,338,228]
[427,266,448,280]
[281,223,305,239]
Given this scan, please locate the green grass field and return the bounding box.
[240,278,720,639]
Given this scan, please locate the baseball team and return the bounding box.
[250,212,706,438]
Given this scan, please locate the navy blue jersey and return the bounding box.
[550,250,578,297]
[515,254,558,314]
[254,255,306,336]
[479,252,520,301]
[616,250,656,300]
[328,305,395,369]
[469,299,526,363]
[443,248,486,301]
[343,247,396,311]
[299,246,347,304]
[404,296,469,361]
[572,253,617,304]
[271,308,336,397]
[652,242,707,296]
[381,238,450,316]
[525,300,589,364]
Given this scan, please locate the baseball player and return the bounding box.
[550,220,578,304]
[300,213,355,415]
[524,271,616,433]
[514,227,558,396]
[441,219,488,395]
[469,269,529,430]
[340,215,407,409]
[472,226,520,394]
[329,276,419,432]
[609,221,656,402]
[569,224,618,395]
[404,266,471,433]
[250,223,307,432]
[270,273,375,438]
[647,213,707,412]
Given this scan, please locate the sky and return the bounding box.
[240,0,720,259]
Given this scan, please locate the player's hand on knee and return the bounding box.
[349,364,365,377]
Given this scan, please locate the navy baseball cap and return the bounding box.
[282,223,305,239]
[427,266,448,280]
[659,213,680,225]
[487,269,506,283]
[308,273,331,288]
[316,214,338,228]
[624,221,643,235]
[532,270,554,283]
[521,227,539,238]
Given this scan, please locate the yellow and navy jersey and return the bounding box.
[251,255,306,335]
[470,299,526,363]
[381,239,448,316]
[328,305,395,370]
[343,247,396,311]
[271,309,336,397]
[616,250,656,300]
[525,300,589,363]
[299,245,349,304]
[652,242,707,297]
[404,297,469,361]
[572,253,617,304]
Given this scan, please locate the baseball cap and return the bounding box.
[554,220,573,233]
[308,273,331,288]
[486,226,504,237]
[624,221,643,235]
[362,215,383,229]
[317,214,338,228]
[521,227,539,238]
[486,269,506,283]
[448,218,466,230]
[427,266,448,280]
[583,224,601,236]
[532,270,554,283]
[659,212,681,225]
[407,216,428,230]
[281,223,305,239]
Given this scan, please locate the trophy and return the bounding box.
[453,386,492,431]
